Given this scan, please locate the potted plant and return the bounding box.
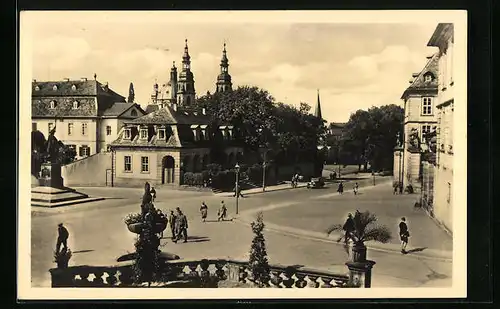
[54,247,72,268]
[326,210,391,262]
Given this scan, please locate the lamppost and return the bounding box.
[235,162,240,215]
[262,152,266,192]
[372,172,376,186]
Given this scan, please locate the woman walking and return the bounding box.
[337,181,344,195]
[218,201,227,222]
[200,201,208,222]
[353,182,359,195]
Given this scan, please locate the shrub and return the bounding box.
[132,210,162,286]
[206,163,222,176]
[248,212,270,287]
[183,172,194,186]
[193,173,204,186]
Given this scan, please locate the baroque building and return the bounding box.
[428,23,454,234]
[395,53,439,189]
[31,77,146,160]
[110,41,243,187]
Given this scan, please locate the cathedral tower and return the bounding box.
[176,39,196,106]
[169,61,178,103]
[314,89,322,120]
[215,42,233,93]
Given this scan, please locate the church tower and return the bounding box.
[150,80,159,104]
[169,61,178,103]
[314,89,322,120]
[176,39,196,107]
[215,42,233,93]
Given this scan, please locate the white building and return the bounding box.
[427,23,454,234]
[32,78,146,160]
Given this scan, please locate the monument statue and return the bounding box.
[45,126,60,163]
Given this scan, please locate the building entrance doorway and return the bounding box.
[162,156,175,184]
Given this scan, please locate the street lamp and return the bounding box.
[258,127,268,192]
[235,162,240,215]
[372,172,376,186]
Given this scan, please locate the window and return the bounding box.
[124,156,132,172]
[106,125,112,136]
[131,109,138,117]
[424,73,433,82]
[68,123,74,135]
[71,84,77,91]
[422,97,433,115]
[73,101,80,109]
[79,145,90,157]
[52,85,58,91]
[421,125,431,139]
[140,129,148,140]
[158,129,165,139]
[34,86,40,91]
[124,129,131,139]
[32,123,37,131]
[49,101,56,109]
[81,123,87,135]
[48,122,54,132]
[141,156,149,172]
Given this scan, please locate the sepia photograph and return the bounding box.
[18,10,467,299]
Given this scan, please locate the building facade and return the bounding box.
[428,23,454,234]
[32,78,146,160]
[397,53,439,189]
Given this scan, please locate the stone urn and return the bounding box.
[351,242,367,262]
[127,221,167,234]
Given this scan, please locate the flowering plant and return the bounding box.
[124,213,143,225]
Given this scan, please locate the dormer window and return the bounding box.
[131,109,138,117]
[124,128,131,139]
[140,129,148,140]
[52,85,58,91]
[191,125,200,141]
[158,128,166,140]
[71,84,77,91]
[200,125,208,141]
[49,100,57,109]
[72,101,80,109]
[34,86,40,91]
[424,72,434,82]
[227,126,234,140]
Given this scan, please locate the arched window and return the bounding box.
[71,84,77,91]
[424,72,434,82]
[34,86,40,91]
[73,101,80,109]
[131,109,138,117]
[49,100,56,109]
[52,85,58,91]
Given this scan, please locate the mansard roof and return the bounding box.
[125,104,211,126]
[401,53,439,99]
[32,79,125,100]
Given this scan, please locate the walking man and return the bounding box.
[337,181,344,195]
[399,217,410,254]
[150,186,157,202]
[174,207,188,243]
[341,213,355,245]
[200,201,208,222]
[56,223,69,253]
[393,183,398,195]
[168,210,177,240]
[218,201,227,221]
[353,182,359,195]
[233,184,245,198]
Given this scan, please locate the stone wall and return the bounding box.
[61,152,112,186]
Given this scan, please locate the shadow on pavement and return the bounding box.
[73,249,95,254]
[185,236,211,243]
[406,247,428,254]
[116,251,181,262]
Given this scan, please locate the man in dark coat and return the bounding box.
[168,210,177,240]
[56,223,69,253]
[342,213,355,245]
[174,207,188,243]
[399,217,410,254]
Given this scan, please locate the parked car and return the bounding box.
[307,177,325,189]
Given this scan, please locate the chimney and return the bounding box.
[81,77,87,82]
[426,55,433,59]
[173,103,178,111]
[411,73,419,78]
[63,78,70,82]
[105,82,109,87]
[202,107,206,115]
[33,79,36,82]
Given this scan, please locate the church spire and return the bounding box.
[314,89,322,120]
[177,39,196,106]
[216,41,232,93]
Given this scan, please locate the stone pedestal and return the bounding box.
[38,162,64,188]
[345,260,376,288]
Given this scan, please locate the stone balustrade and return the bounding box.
[49,258,356,288]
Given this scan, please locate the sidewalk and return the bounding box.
[215,182,308,197]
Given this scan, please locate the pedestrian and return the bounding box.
[393,183,398,195]
[337,181,344,194]
[200,201,208,222]
[399,217,410,254]
[168,210,177,240]
[218,201,227,221]
[353,182,359,195]
[150,186,157,202]
[56,223,69,253]
[399,183,403,195]
[156,209,166,238]
[341,213,355,245]
[174,207,188,243]
[233,184,245,198]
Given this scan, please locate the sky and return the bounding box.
[23,11,441,123]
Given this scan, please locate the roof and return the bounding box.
[401,53,439,99]
[427,23,454,47]
[32,79,125,100]
[101,103,145,117]
[330,122,346,128]
[126,105,211,125]
[145,104,159,114]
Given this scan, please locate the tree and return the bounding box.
[128,82,135,103]
[248,211,270,287]
[326,210,391,262]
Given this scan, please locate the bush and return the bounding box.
[183,172,205,186]
[132,210,162,286]
[248,212,270,287]
[206,163,222,176]
[183,172,194,186]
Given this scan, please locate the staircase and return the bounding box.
[31,186,105,208]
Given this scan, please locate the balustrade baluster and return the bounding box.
[294,273,307,288]
[106,270,118,286]
[215,262,226,280]
[282,267,296,288]
[93,271,105,286]
[305,275,320,288]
